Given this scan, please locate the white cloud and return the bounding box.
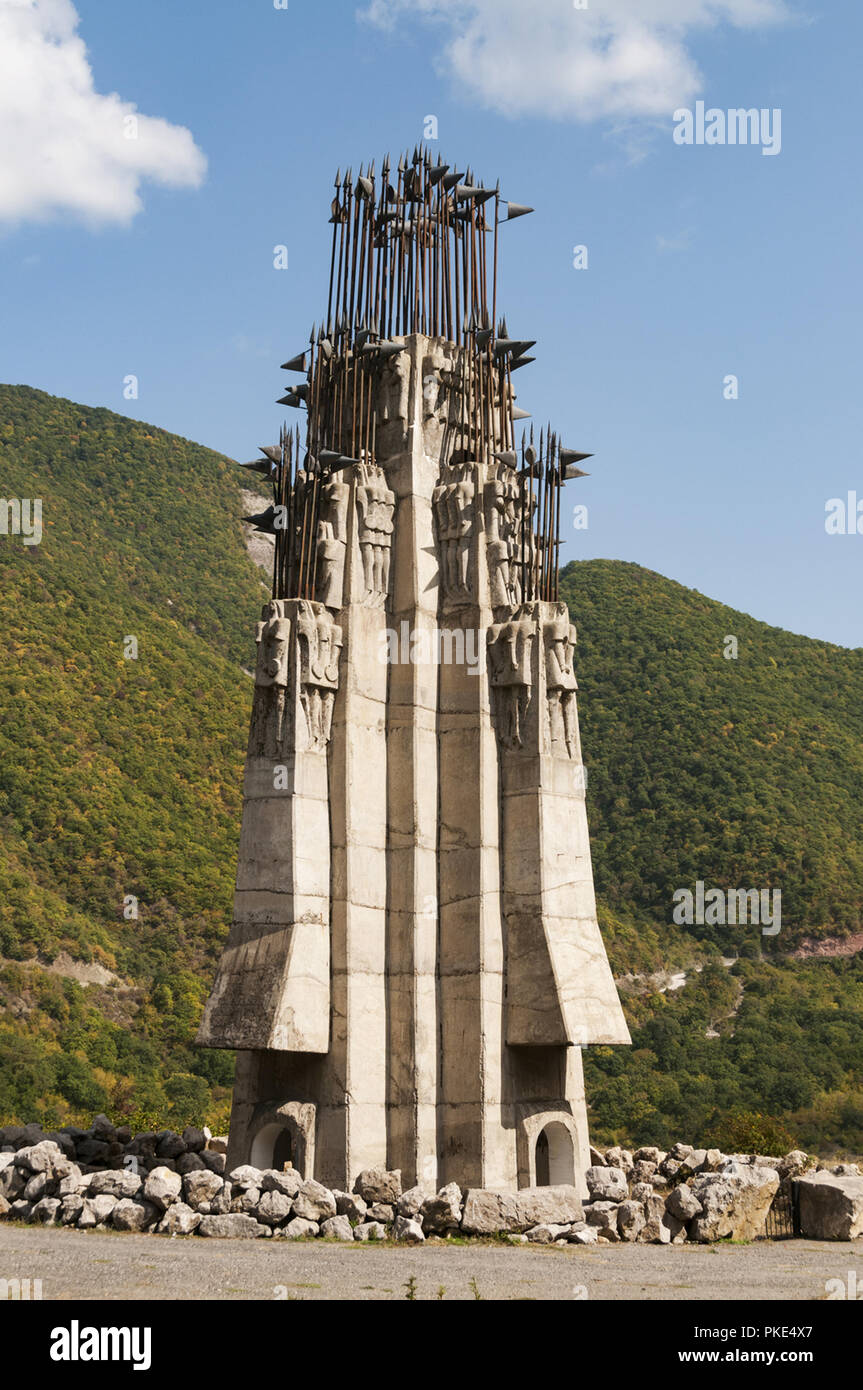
[0,0,207,227]
[360,0,792,122]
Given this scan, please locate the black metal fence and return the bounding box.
[764,1177,801,1239]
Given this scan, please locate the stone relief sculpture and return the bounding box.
[544,606,580,759]
[296,600,343,751]
[315,473,351,610]
[433,462,476,603]
[485,464,522,608]
[249,602,291,759]
[355,463,395,607]
[487,608,536,749]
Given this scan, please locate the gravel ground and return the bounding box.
[2,1225,861,1301]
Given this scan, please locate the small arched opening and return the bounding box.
[535,1121,575,1187]
[251,1122,295,1172]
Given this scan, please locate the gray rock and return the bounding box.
[832,1163,862,1178]
[14,1141,64,1175]
[393,1215,425,1244]
[24,1172,49,1202]
[292,1180,336,1222]
[321,1214,355,1242]
[112,1199,157,1232]
[678,1148,707,1178]
[604,1147,634,1174]
[10,1200,33,1222]
[796,1173,863,1240]
[229,1164,263,1189]
[156,1202,201,1236]
[182,1169,225,1211]
[280,1217,320,1240]
[666,1184,703,1222]
[617,1199,646,1242]
[461,1185,583,1235]
[59,1194,84,1225]
[777,1150,811,1180]
[585,1166,628,1203]
[0,1192,11,1218]
[31,1197,61,1225]
[75,1139,111,1165]
[57,1165,84,1196]
[420,1183,463,1234]
[209,1187,233,1215]
[353,1221,387,1242]
[143,1166,183,1210]
[701,1149,726,1172]
[634,1147,664,1165]
[261,1168,303,1199]
[567,1222,599,1245]
[91,1114,116,1142]
[0,1164,25,1202]
[658,1157,683,1181]
[176,1152,206,1176]
[584,1201,619,1242]
[525,1222,570,1244]
[200,1150,226,1175]
[689,1162,779,1243]
[256,1190,294,1227]
[367,1202,395,1225]
[397,1185,427,1219]
[78,1194,118,1228]
[335,1190,368,1224]
[89,1170,143,1199]
[669,1143,693,1161]
[182,1127,207,1153]
[156,1132,186,1160]
[630,1182,655,1204]
[230,1187,262,1214]
[630,1161,657,1186]
[354,1167,402,1204]
[197,1213,268,1238]
[588,1145,606,1166]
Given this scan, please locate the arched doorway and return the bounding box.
[251,1122,295,1172]
[535,1128,550,1186]
[535,1121,575,1186]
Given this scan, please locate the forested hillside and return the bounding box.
[1,385,860,1151]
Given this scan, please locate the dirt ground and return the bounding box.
[2,1224,861,1301]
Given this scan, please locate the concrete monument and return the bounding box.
[198,150,630,1195]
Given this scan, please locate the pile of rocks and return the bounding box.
[580,1144,785,1245]
[0,1117,226,1177]
[1,1125,860,1243]
[0,1147,468,1242]
[580,1144,863,1244]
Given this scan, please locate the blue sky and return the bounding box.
[1,0,860,647]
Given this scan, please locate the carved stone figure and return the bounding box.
[316,473,351,609]
[296,600,343,751]
[485,464,522,607]
[249,602,291,758]
[355,464,395,607]
[433,462,476,603]
[544,606,579,759]
[487,608,536,748]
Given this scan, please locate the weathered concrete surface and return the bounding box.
[1,1226,857,1301]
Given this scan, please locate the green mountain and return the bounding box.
[1,385,861,1152]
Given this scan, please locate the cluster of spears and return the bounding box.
[241,148,593,604]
